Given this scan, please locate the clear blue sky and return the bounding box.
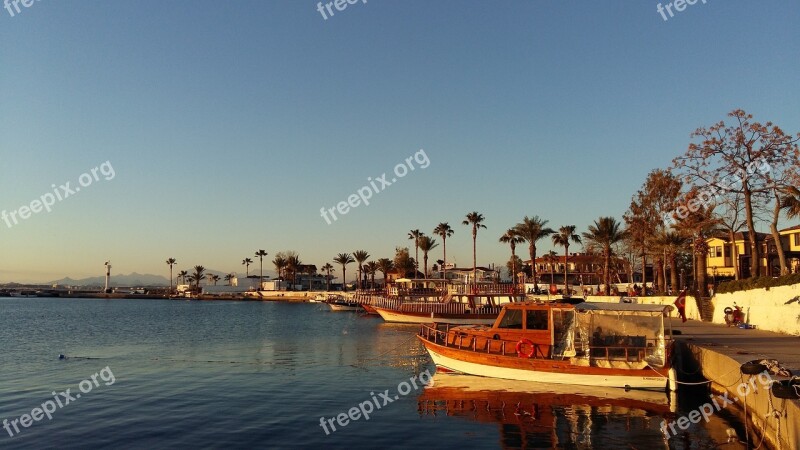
[1,1,799,283]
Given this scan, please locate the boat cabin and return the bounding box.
[429,301,673,368]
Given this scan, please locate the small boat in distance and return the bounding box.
[417,301,677,391]
[323,294,362,311]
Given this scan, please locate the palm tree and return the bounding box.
[211,274,220,285]
[462,212,487,285]
[333,253,355,292]
[582,217,628,295]
[543,250,558,286]
[320,263,334,291]
[417,236,438,278]
[272,254,287,280]
[408,230,425,279]
[514,216,554,290]
[352,250,370,290]
[552,225,582,295]
[178,270,188,285]
[285,252,301,286]
[166,258,176,295]
[674,201,720,297]
[782,186,800,219]
[241,258,253,277]
[224,273,234,286]
[376,258,395,288]
[364,261,379,289]
[433,222,454,280]
[653,230,687,293]
[255,249,268,287]
[191,265,206,291]
[499,229,524,292]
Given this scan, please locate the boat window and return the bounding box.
[526,310,548,330]
[497,309,523,329]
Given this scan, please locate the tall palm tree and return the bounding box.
[674,203,720,297]
[462,212,487,285]
[191,265,206,291]
[210,274,220,285]
[417,236,438,278]
[552,225,582,295]
[241,258,253,277]
[364,261,379,289]
[285,252,301,286]
[352,250,370,290]
[543,250,558,286]
[272,254,287,280]
[408,230,425,279]
[320,263,334,291]
[333,253,355,292]
[653,230,688,293]
[514,216,554,290]
[178,270,188,285]
[255,249,268,287]
[582,217,628,295]
[376,258,394,288]
[499,229,524,292]
[433,222,454,280]
[224,273,234,286]
[166,258,176,295]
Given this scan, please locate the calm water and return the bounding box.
[0,298,748,449]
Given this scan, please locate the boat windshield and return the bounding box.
[497,309,523,329]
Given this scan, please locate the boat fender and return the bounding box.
[493,334,500,340]
[516,339,535,358]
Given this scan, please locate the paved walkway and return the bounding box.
[674,319,800,372]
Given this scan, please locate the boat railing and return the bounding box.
[448,283,516,295]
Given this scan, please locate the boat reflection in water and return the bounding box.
[418,372,676,449]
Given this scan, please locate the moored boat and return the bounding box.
[364,278,525,324]
[417,301,677,391]
[323,294,362,311]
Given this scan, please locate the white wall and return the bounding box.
[712,284,800,336]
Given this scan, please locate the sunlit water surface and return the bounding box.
[0,298,748,449]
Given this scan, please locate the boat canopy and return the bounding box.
[575,302,674,313]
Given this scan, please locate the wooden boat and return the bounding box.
[363,279,526,324]
[417,301,677,391]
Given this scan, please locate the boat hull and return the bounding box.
[418,336,670,390]
[327,303,362,311]
[373,306,497,325]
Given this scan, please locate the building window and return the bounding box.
[724,245,730,257]
[795,234,800,246]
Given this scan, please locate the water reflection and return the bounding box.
[418,373,675,449]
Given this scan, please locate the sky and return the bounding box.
[1,1,799,283]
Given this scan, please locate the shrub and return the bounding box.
[716,273,800,294]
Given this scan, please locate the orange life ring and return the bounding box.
[516,338,535,358]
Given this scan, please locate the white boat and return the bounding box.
[323,294,362,311]
[418,301,678,391]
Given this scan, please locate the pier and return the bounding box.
[673,320,800,449]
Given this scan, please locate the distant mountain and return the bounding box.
[50,272,171,287]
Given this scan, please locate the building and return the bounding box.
[524,253,633,286]
[705,226,800,279]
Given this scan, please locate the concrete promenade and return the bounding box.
[674,319,800,449]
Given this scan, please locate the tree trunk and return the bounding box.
[729,229,739,280]
[603,247,611,295]
[770,189,789,275]
[530,243,538,289]
[511,246,517,294]
[442,239,447,281]
[743,186,759,278]
[641,252,647,291]
[472,229,477,285]
[696,243,708,297]
[669,253,679,293]
[564,243,570,295]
